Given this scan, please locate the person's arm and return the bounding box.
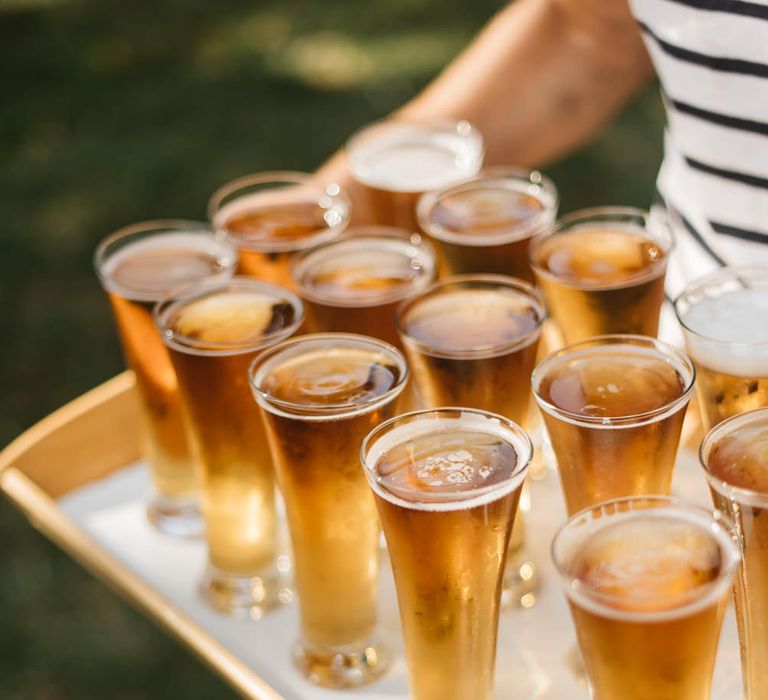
[318,0,652,213]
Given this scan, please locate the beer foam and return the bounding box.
[349,129,483,193]
[364,412,530,512]
[557,507,737,622]
[295,236,436,306]
[681,290,768,377]
[534,344,693,427]
[99,232,236,301]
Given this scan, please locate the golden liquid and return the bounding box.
[696,366,768,432]
[221,200,332,288]
[166,290,299,574]
[258,348,403,648]
[373,429,522,700]
[532,229,667,343]
[707,419,768,699]
[400,287,541,425]
[104,241,230,498]
[566,513,727,700]
[297,240,432,348]
[537,349,687,514]
[426,186,546,281]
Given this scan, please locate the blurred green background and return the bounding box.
[1,0,663,697]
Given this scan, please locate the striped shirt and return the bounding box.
[629,0,768,295]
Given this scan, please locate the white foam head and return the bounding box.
[347,121,484,193]
[680,289,768,376]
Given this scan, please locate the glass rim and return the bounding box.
[416,166,559,247]
[528,206,673,291]
[207,170,351,253]
[360,406,533,511]
[249,332,409,421]
[154,276,304,356]
[396,273,547,359]
[290,230,437,308]
[699,406,768,507]
[674,265,768,350]
[345,117,485,191]
[551,495,740,621]
[531,334,696,428]
[93,219,237,302]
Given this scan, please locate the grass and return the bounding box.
[1,0,664,697]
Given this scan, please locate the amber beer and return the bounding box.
[94,220,237,534]
[675,266,768,431]
[417,168,558,281]
[208,171,350,288]
[291,228,437,348]
[346,119,484,231]
[552,497,739,700]
[249,334,407,687]
[700,407,768,699]
[533,335,694,515]
[530,207,671,344]
[155,278,303,614]
[361,408,532,700]
[398,274,545,426]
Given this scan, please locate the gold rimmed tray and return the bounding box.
[0,372,743,699]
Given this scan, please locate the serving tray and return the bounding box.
[0,372,743,699]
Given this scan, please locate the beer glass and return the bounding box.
[533,335,695,515]
[417,167,558,281]
[249,334,408,687]
[700,407,768,699]
[155,278,303,614]
[94,220,237,535]
[398,274,544,603]
[552,496,739,700]
[291,227,437,348]
[208,171,350,288]
[346,119,484,230]
[529,207,672,344]
[361,408,533,700]
[675,266,768,431]
[398,274,545,424]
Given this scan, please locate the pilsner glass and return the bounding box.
[346,119,484,230]
[533,335,695,515]
[675,266,768,431]
[700,407,768,700]
[249,334,408,688]
[291,227,437,348]
[529,207,672,344]
[208,171,350,288]
[361,408,533,700]
[155,278,303,615]
[94,220,237,535]
[417,167,558,282]
[399,274,544,604]
[552,496,739,700]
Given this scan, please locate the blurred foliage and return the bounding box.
[0,0,664,697]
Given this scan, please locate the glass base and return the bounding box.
[200,566,292,619]
[294,636,391,688]
[147,495,203,538]
[501,550,539,609]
